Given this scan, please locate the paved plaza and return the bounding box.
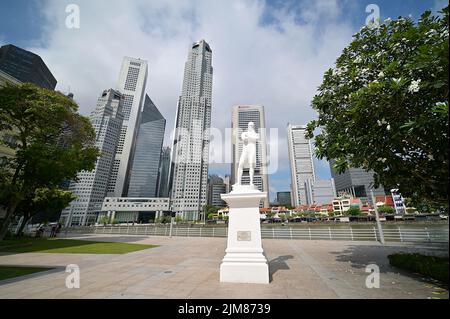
[0,235,448,299]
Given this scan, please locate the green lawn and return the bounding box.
[0,238,158,254]
[0,266,53,281]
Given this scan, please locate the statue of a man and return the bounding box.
[237,122,259,186]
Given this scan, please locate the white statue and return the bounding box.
[236,122,259,186]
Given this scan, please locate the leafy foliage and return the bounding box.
[388,253,449,283]
[377,205,396,214]
[307,7,449,207]
[346,207,362,216]
[203,204,219,216]
[0,83,99,238]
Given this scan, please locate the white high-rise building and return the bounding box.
[305,178,336,205]
[61,89,124,226]
[170,40,213,220]
[287,124,316,207]
[107,57,148,197]
[231,105,270,208]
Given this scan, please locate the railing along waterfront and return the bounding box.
[63,225,449,243]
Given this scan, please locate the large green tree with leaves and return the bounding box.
[0,83,99,240]
[307,7,449,208]
[15,187,75,236]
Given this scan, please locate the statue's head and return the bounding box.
[248,122,255,130]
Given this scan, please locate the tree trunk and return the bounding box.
[0,203,19,241]
[15,213,30,237]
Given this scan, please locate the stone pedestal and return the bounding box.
[219,185,269,284]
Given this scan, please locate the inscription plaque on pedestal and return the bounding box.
[237,231,251,241]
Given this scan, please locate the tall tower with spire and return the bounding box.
[170,40,213,220]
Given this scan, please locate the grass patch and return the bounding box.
[388,253,449,284]
[0,266,53,281]
[0,238,158,254]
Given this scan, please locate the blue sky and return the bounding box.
[0,0,446,202]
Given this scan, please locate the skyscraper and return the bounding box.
[304,179,336,205]
[207,175,227,208]
[157,147,171,197]
[127,95,166,197]
[0,44,57,160]
[329,160,387,204]
[0,44,57,89]
[60,89,124,226]
[276,192,292,206]
[107,57,148,197]
[287,124,316,207]
[231,105,270,208]
[170,40,213,220]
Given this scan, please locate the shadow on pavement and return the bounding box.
[269,255,293,282]
[0,266,64,286]
[330,244,449,289]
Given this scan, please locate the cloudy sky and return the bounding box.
[0,0,446,201]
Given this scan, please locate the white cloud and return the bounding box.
[433,0,448,13]
[28,0,356,183]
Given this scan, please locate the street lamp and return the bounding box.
[371,189,385,244]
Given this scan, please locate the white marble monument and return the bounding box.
[220,122,269,284]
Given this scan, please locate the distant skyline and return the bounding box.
[0,0,446,201]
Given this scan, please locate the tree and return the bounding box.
[346,207,362,216]
[203,204,219,220]
[16,187,75,235]
[378,205,396,215]
[307,7,449,208]
[98,216,110,226]
[0,83,99,240]
[174,216,183,223]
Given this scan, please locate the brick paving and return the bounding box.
[0,235,448,299]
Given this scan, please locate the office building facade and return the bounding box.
[0,45,57,159]
[107,57,148,197]
[230,105,270,208]
[61,89,124,226]
[170,40,213,220]
[127,95,166,197]
[157,147,171,197]
[304,179,336,205]
[330,159,387,204]
[287,124,316,207]
[0,44,57,89]
[207,175,227,208]
[276,192,292,206]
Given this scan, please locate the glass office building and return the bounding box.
[329,159,388,205]
[0,44,57,90]
[157,146,171,198]
[127,95,166,197]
